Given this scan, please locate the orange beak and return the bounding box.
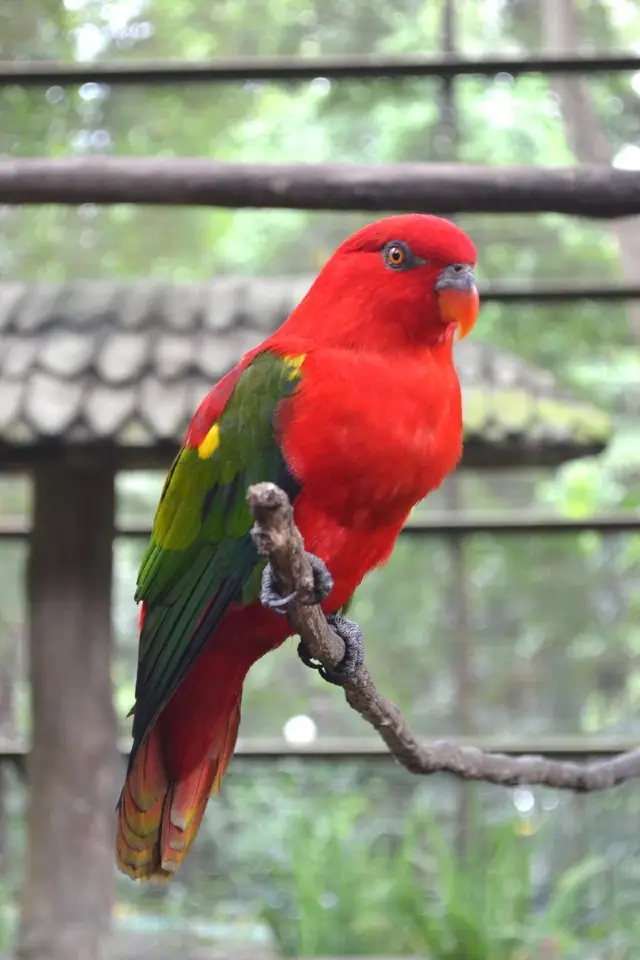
[435,265,479,340]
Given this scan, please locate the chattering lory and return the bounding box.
[116,214,479,880]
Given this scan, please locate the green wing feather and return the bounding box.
[129,350,303,756]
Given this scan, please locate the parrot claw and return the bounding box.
[260,552,334,615]
[297,612,365,686]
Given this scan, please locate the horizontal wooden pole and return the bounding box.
[0,158,639,217]
[0,53,638,86]
[0,735,636,761]
[1,513,638,540]
[0,438,600,473]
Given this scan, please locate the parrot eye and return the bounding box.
[382,241,422,271]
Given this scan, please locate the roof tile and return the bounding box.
[154,334,197,379]
[0,380,24,430]
[1,337,40,378]
[38,331,95,378]
[139,378,190,439]
[23,372,84,435]
[0,284,26,332]
[84,383,138,438]
[15,287,66,333]
[0,278,612,465]
[96,332,149,385]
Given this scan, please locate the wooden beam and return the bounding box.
[0,436,609,473]
[0,52,638,86]
[0,157,639,217]
[18,457,118,960]
[0,441,180,473]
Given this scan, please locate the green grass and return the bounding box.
[259,795,615,958]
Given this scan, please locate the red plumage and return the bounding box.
[116,214,479,880]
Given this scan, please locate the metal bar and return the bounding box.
[0,735,636,760]
[0,157,639,217]
[0,53,638,87]
[400,514,640,535]
[1,281,638,304]
[480,283,640,303]
[1,513,639,540]
[116,513,638,537]
[232,736,640,760]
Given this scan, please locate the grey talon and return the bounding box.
[297,639,321,671]
[260,552,334,615]
[260,563,295,615]
[297,612,365,686]
[300,553,334,605]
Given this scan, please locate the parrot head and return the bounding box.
[284,214,479,352]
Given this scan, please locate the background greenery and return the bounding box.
[1,0,640,955]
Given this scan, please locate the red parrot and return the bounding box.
[116,214,479,881]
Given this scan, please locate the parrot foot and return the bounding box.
[260,552,334,615]
[297,612,365,686]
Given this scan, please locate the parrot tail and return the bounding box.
[115,692,241,882]
[116,601,283,882]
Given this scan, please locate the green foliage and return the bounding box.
[257,794,612,957]
[2,0,640,952]
[463,389,613,446]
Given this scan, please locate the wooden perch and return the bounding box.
[1,157,640,217]
[248,482,640,791]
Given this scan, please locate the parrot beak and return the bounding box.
[435,264,479,340]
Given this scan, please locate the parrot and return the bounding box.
[116,213,479,881]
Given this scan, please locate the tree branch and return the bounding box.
[1,157,640,217]
[248,482,640,791]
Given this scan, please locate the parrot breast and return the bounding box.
[276,344,463,610]
[281,346,463,529]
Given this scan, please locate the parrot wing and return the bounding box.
[128,349,304,759]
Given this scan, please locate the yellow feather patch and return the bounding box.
[198,422,220,459]
[284,354,306,380]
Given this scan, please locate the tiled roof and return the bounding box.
[0,278,612,466]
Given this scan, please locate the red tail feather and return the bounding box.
[115,605,269,882]
[116,693,241,882]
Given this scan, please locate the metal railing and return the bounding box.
[0,513,638,539]
[0,52,638,86]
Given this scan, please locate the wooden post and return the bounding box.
[17,457,118,960]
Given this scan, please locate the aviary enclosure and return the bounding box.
[0,0,639,958]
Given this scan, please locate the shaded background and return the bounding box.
[1,0,640,957]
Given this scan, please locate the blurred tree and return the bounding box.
[0,0,639,953]
[542,0,640,343]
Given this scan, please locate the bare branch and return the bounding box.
[248,482,640,791]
